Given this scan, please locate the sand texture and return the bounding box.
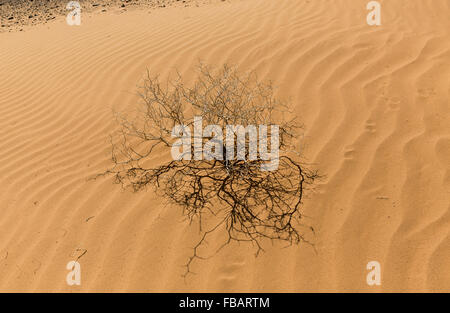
[0,0,449,292]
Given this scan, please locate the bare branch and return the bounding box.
[103,63,319,277]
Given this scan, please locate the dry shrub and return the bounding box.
[104,63,318,276]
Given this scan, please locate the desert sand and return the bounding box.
[0,0,449,292]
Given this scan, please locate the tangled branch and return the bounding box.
[104,63,318,276]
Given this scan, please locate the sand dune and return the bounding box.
[0,0,449,292]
